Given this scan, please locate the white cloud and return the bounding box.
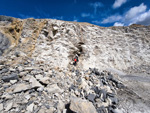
[98,3,150,26]
[125,3,147,20]
[131,9,150,25]
[90,2,103,14]
[101,15,122,24]
[123,3,150,25]
[113,0,127,9]
[114,22,124,26]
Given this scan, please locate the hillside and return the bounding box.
[0,16,150,113]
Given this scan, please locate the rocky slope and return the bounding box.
[0,16,150,113]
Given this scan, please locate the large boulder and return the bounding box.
[70,97,97,113]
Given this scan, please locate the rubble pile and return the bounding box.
[0,62,125,113]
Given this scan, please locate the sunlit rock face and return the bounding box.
[0,16,150,74]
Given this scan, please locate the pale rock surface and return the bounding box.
[70,97,97,113]
[39,77,50,84]
[29,76,43,88]
[26,103,34,113]
[0,104,3,111]
[45,84,64,94]
[10,80,17,84]
[57,100,65,111]
[35,74,43,80]
[1,93,13,100]
[13,83,30,93]
[5,101,13,111]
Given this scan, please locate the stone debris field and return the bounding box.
[0,16,150,113]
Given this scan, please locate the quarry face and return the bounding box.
[0,16,150,113]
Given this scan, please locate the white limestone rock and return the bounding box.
[70,97,97,113]
[45,84,64,94]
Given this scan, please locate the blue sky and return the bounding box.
[0,0,150,27]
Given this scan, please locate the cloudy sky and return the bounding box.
[0,0,150,27]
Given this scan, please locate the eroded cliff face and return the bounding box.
[0,16,150,74]
[0,16,150,113]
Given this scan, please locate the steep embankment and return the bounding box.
[0,16,150,113]
[0,16,150,74]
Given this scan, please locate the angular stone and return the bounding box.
[92,86,100,94]
[74,90,80,96]
[109,97,118,105]
[0,68,8,74]
[19,71,28,77]
[37,87,44,92]
[1,94,13,100]
[2,73,19,82]
[97,106,107,113]
[46,84,63,94]
[38,108,45,113]
[69,84,76,91]
[44,103,50,109]
[0,104,3,111]
[39,77,50,85]
[108,106,116,113]
[99,89,107,102]
[108,73,113,80]
[70,97,97,113]
[53,26,59,30]
[9,68,16,72]
[25,95,31,100]
[95,99,109,107]
[116,83,124,89]
[10,80,17,84]
[87,94,96,103]
[105,86,113,93]
[26,103,34,113]
[29,76,43,88]
[18,66,23,72]
[79,78,88,89]
[23,75,31,81]
[35,74,43,80]
[3,83,11,89]
[5,101,13,111]
[57,100,65,111]
[48,107,56,112]
[63,109,67,113]
[24,67,35,71]
[13,83,30,93]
